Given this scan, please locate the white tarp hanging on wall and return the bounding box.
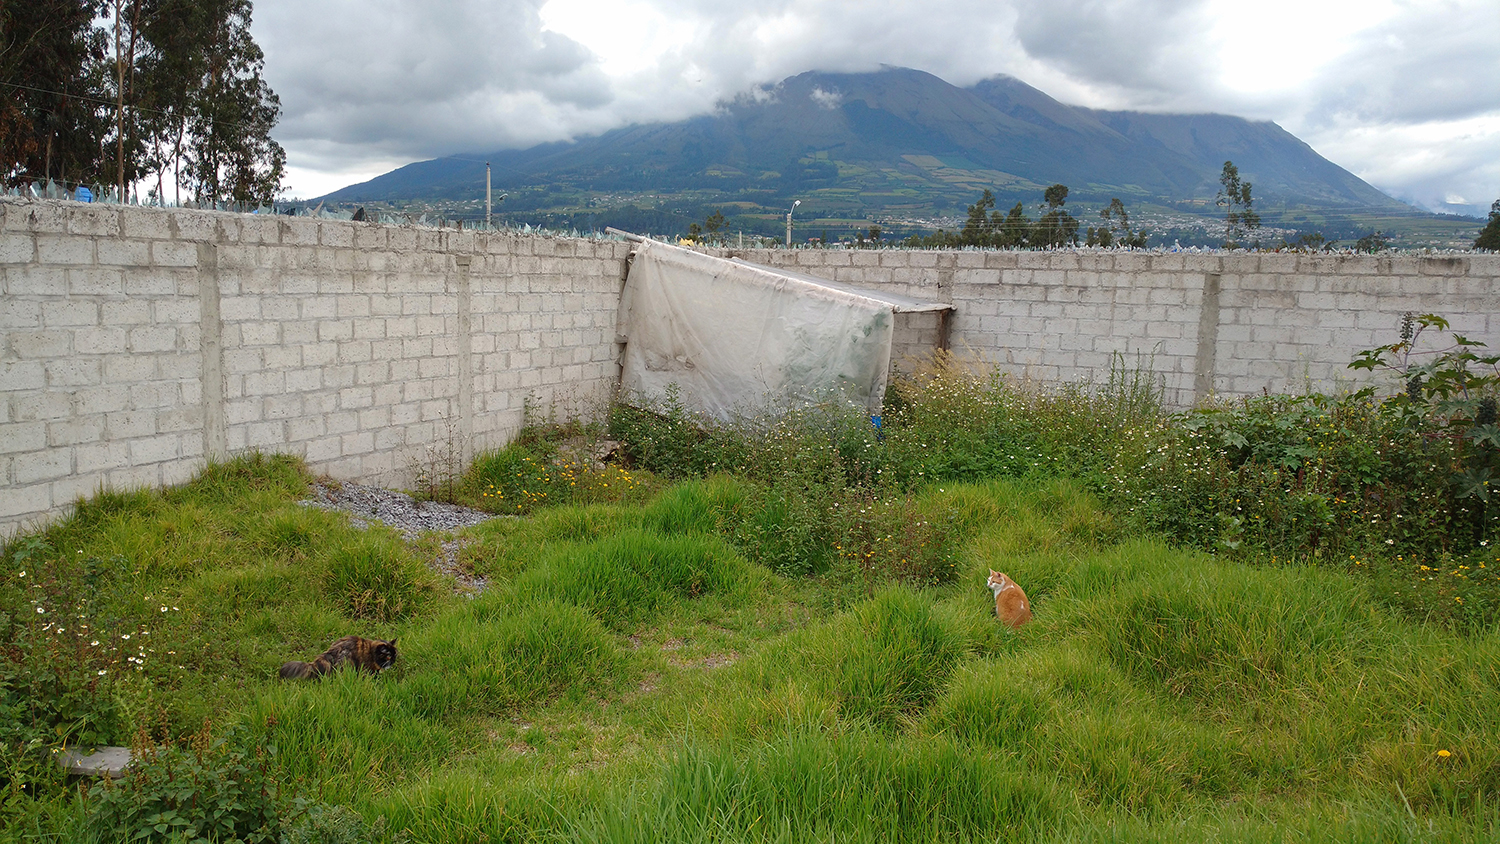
[617,239,898,421]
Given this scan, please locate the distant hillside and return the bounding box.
[320,67,1432,242]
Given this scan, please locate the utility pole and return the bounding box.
[785,199,800,249]
[486,162,491,229]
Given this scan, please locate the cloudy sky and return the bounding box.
[252,0,1500,216]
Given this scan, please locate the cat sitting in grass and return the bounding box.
[986,570,1033,630]
[280,635,398,680]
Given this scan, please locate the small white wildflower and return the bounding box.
[91,641,99,646]
[121,633,130,640]
[1386,539,1395,545]
[36,607,44,614]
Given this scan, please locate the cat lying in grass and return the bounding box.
[280,635,398,679]
[987,570,1032,630]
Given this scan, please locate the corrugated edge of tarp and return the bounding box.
[617,238,901,422]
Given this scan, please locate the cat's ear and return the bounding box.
[988,569,998,577]
[389,638,397,647]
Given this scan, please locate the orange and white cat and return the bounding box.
[986,570,1032,630]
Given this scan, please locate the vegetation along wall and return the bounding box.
[3,197,1499,534]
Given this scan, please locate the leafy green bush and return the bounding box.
[608,385,750,479]
[84,724,300,844]
[280,803,409,844]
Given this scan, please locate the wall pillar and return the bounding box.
[196,243,226,461]
[1192,271,1222,404]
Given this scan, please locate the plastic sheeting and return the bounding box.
[617,239,903,421]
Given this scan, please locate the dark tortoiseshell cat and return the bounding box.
[279,635,398,680]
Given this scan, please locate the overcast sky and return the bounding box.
[252,0,1500,216]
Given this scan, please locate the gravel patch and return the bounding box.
[301,481,498,539]
[301,481,501,594]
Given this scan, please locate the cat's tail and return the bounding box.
[279,660,316,679]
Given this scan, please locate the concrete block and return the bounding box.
[102,355,155,384]
[0,421,47,453]
[304,436,342,462]
[73,327,128,355]
[151,241,197,267]
[128,381,180,409]
[243,421,285,448]
[157,406,203,434]
[96,239,150,266]
[4,265,64,294]
[11,330,71,358]
[96,302,148,330]
[319,222,354,248]
[103,410,158,440]
[48,416,104,446]
[243,370,286,396]
[153,299,198,325]
[325,410,359,435]
[41,300,97,327]
[0,297,41,329]
[128,327,178,353]
[129,436,181,465]
[0,233,36,264]
[219,296,262,321]
[68,268,123,295]
[124,268,183,297]
[278,217,319,246]
[36,235,94,265]
[75,441,130,474]
[118,208,171,240]
[240,321,281,346]
[0,485,50,519]
[225,398,262,425]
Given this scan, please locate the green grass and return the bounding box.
[4,454,1500,842]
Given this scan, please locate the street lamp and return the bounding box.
[785,199,801,248]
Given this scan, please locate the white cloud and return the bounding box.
[252,0,1500,212]
[809,87,842,109]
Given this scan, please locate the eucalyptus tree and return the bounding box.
[0,0,112,187]
[128,0,284,205]
[1475,200,1500,251]
[1216,160,1260,248]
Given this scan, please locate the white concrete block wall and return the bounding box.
[1,201,207,531]
[0,199,627,536]
[4,196,1498,536]
[716,247,1500,409]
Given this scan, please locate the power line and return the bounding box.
[0,79,274,136]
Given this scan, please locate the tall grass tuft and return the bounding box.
[505,529,757,630]
[321,533,439,622]
[397,600,622,718]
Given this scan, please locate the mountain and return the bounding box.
[318,67,1421,240]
